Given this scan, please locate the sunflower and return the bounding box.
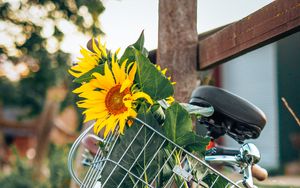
[69,37,108,78]
[73,57,153,138]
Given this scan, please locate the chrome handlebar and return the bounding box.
[205,143,261,188]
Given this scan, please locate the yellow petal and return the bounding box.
[82,105,106,115]
[119,59,127,82]
[69,46,100,78]
[77,100,104,108]
[104,62,116,86]
[80,47,94,57]
[89,79,103,88]
[111,59,122,84]
[94,117,108,135]
[115,48,121,55]
[84,110,108,123]
[92,72,113,91]
[70,65,82,72]
[166,96,175,104]
[155,65,161,71]
[118,114,127,134]
[73,82,95,94]
[120,79,132,93]
[92,38,102,56]
[131,92,153,105]
[68,69,81,78]
[79,48,98,67]
[126,62,134,74]
[103,116,117,138]
[123,94,133,109]
[78,90,106,100]
[128,62,137,81]
[129,109,137,118]
[97,36,107,57]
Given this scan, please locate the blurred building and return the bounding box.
[220,31,300,172]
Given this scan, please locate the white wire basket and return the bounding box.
[68,117,242,188]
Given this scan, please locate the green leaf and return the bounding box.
[73,64,104,83]
[163,102,209,154]
[151,104,165,124]
[135,51,174,100]
[132,30,145,51]
[119,46,137,64]
[163,102,193,145]
[202,173,229,188]
[175,132,208,148]
[132,30,148,57]
[185,134,210,156]
[119,31,148,64]
[180,103,214,117]
[99,105,164,188]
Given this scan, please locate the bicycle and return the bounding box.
[68,85,268,188]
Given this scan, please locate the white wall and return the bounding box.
[220,43,279,170]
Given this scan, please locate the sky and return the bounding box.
[0,0,274,80]
[0,0,275,57]
[96,0,273,53]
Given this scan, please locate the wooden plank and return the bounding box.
[199,0,300,70]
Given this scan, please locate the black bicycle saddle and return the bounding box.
[190,85,266,143]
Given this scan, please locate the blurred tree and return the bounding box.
[0,145,71,188]
[0,0,105,180]
[0,0,105,117]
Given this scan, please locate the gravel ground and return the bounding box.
[257,176,300,188]
[222,171,300,187]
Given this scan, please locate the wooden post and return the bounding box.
[158,0,198,102]
[33,86,67,178]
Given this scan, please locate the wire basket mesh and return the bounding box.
[70,118,242,188]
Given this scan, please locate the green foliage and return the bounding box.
[163,102,193,145]
[0,0,105,117]
[163,102,210,152]
[119,31,148,64]
[48,144,71,188]
[130,31,174,101]
[180,103,214,118]
[0,145,71,188]
[162,102,209,187]
[135,51,174,100]
[202,173,229,188]
[0,154,42,188]
[99,104,164,188]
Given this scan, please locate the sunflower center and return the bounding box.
[105,85,130,115]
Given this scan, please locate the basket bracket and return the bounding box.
[173,165,193,182]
